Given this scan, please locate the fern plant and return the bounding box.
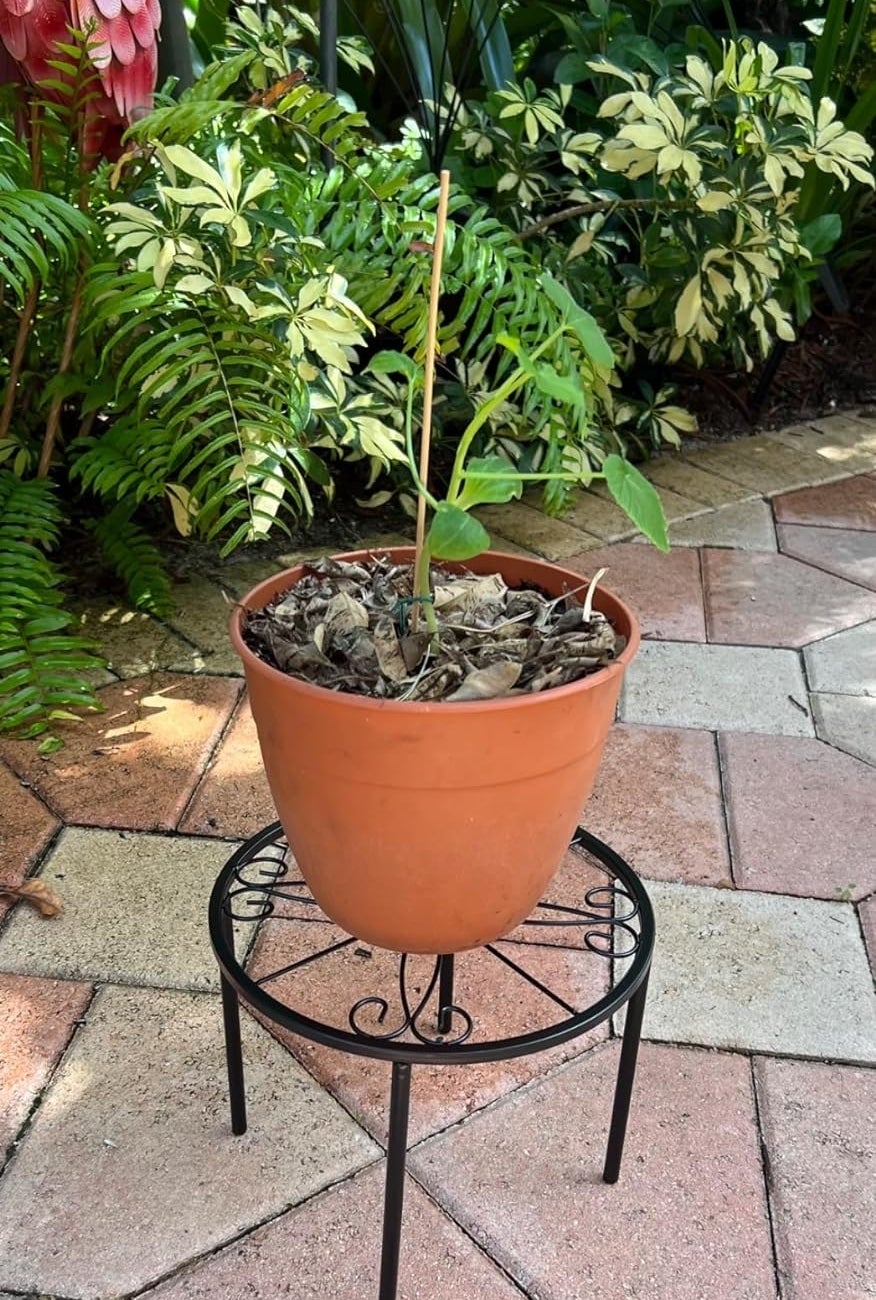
[0,473,101,738]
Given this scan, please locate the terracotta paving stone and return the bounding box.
[180,696,276,839]
[145,1164,520,1300]
[0,973,91,1163]
[0,762,59,921]
[475,501,602,558]
[412,1042,777,1300]
[720,734,876,899]
[629,881,876,1061]
[682,435,843,494]
[0,829,246,991]
[0,674,241,832]
[702,549,876,647]
[804,620,876,696]
[859,894,876,976]
[773,473,876,530]
[754,1057,876,1300]
[584,724,731,885]
[563,542,706,642]
[245,845,612,1145]
[0,986,376,1299]
[777,522,876,590]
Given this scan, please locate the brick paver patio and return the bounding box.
[1,412,874,1299]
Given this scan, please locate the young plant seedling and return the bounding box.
[369,174,669,636]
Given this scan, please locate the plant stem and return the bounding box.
[517,196,693,241]
[0,282,40,441]
[445,324,566,501]
[37,105,89,479]
[412,168,451,631]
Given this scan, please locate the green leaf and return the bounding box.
[800,214,842,258]
[540,275,614,369]
[365,350,419,381]
[38,735,64,755]
[602,455,669,551]
[456,456,523,509]
[533,365,586,407]
[427,503,491,560]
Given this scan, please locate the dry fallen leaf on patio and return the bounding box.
[0,879,64,917]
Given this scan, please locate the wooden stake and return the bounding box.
[412,169,451,630]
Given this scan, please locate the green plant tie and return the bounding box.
[392,595,434,634]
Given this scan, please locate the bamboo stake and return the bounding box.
[411,168,451,631]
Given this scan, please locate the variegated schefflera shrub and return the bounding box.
[454,39,874,378]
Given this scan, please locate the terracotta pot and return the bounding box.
[231,548,639,955]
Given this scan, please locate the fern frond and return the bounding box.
[0,473,101,736]
[0,184,93,305]
[90,505,172,615]
[80,268,315,552]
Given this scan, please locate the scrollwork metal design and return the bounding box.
[219,827,643,1046]
[349,955,473,1047]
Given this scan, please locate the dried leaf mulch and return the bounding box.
[242,555,622,702]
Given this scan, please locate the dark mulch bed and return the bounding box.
[672,276,876,441]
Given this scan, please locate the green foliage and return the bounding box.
[0,184,91,303]
[0,473,101,736]
[89,506,173,615]
[450,31,874,380]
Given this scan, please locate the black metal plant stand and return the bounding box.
[209,823,654,1300]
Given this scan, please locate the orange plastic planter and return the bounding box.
[231,548,639,955]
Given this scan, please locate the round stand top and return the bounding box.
[209,823,654,1067]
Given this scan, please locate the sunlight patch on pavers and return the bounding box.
[767,415,876,475]
[0,829,244,991]
[628,881,876,1062]
[0,987,377,1300]
[619,641,814,734]
[681,436,844,494]
[411,1043,776,1300]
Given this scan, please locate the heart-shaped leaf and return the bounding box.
[603,455,669,551]
[427,503,491,560]
[455,456,523,509]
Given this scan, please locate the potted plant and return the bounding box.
[230,173,667,956]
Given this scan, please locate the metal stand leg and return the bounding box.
[379,1062,412,1300]
[437,955,454,1035]
[219,909,247,1135]
[603,971,650,1184]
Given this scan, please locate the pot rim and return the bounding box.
[229,546,640,714]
